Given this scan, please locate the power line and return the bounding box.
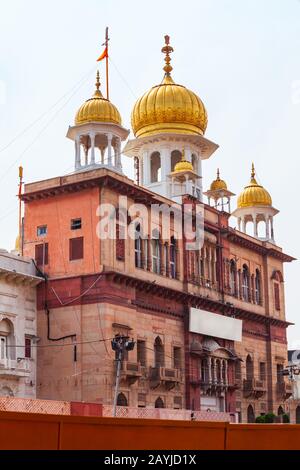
[0,65,97,156]
[0,66,97,184]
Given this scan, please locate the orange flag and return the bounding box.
[97,47,108,62]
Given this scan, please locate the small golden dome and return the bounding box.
[210,169,227,191]
[75,71,121,126]
[131,36,208,138]
[238,164,272,208]
[173,149,194,173]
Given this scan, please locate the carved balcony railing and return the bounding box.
[276,381,293,400]
[149,367,181,390]
[243,378,266,399]
[0,358,31,378]
[117,361,143,385]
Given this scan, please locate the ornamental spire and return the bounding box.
[162,35,174,76]
[250,163,258,185]
[93,70,103,98]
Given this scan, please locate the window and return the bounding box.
[152,233,161,274]
[0,337,7,360]
[69,237,84,261]
[170,236,176,279]
[25,337,32,359]
[137,340,146,366]
[135,225,142,268]
[246,355,254,380]
[37,225,47,237]
[255,269,261,305]
[154,337,164,367]
[173,347,181,369]
[277,364,284,383]
[171,150,182,172]
[259,362,266,381]
[71,218,82,230]
[242,265,250,302]
[117,393,128,407]
[230,260,237,295]
[274,283,280,310]
[35,243,49,266]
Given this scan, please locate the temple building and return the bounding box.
[21,36,295,422]
[0,249,42,398]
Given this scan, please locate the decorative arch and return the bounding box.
[271,270,284,283]
[171,150,182,171]
[247,404,255,423]
[117,393,128,407]
[150,152,161,183]
[155,397,165,409]
[278,406,284,416]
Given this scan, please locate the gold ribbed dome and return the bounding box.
[238,164,272,208]
[210,169,227,191]
[131,36,208,138]
[75,71,121,126]
[173,150,194,173]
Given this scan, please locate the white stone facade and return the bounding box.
[0,249,42,398]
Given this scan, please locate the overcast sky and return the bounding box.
[0,0,299,347]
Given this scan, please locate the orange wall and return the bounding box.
[1,412,300,450]
[23,187,101,277]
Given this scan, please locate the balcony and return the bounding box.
[276,381,293,400]
[243,378,266,399]
[149,367,181,390]
[118,361,143,385]
[0,358,31,378]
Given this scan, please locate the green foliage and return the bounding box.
[264,412,276,423]
[255,415,265,423]
[282,413,290,423]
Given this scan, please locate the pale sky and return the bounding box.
[0,0,299,347]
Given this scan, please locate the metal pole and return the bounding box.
[113,347,122,417]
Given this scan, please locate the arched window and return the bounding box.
[171,150,182,172]
[246,355,254,381]
[151,229,161,274]
[247,404,255,423]
[154,337,164,368]
[135,224,142,268]
[0,319,15,361]
[235,360,241,382]
[117,393,128,407]
[255,269,261,305]
[216,360,221,384]
[150,152,161,183]
[242,265,250,302]
[155,397,165,409]
[170,236,176,279]
[278,406,284,416]
[230,260,237,296]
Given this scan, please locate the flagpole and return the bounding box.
[105,27,109,101]
[18,166,23,255]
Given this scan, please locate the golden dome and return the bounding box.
[75,71,121,126]
[210,169,227,191]
[174,150,194,173]
[237,164,272,208]
[131,36,208,138]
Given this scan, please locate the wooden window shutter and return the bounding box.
[274,283,280,310]
[69,237,84,261]
[35,243,48,266]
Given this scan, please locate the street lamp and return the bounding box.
[111,334,135,417]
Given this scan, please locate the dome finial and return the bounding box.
[93,70,103,98]
[217,168,220,180]
[251,162,256,179]
[162,35,174,76]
